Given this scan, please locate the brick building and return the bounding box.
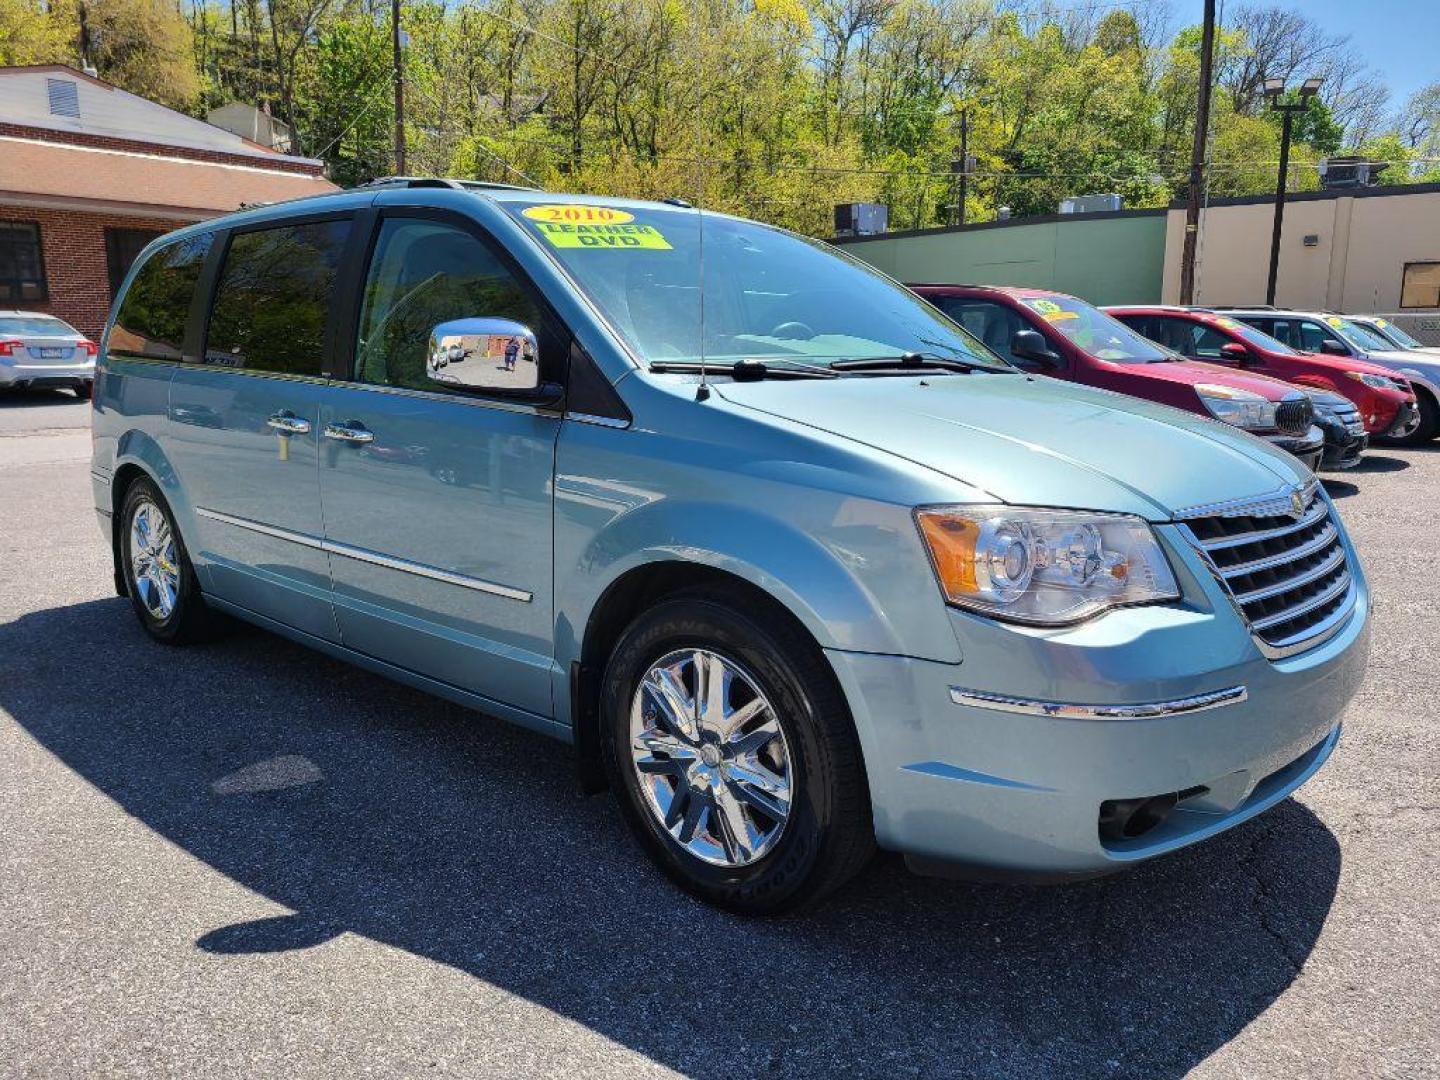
[0,66,337,339]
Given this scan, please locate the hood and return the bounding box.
[1357,349,1440,388]
[1111,358,1299,399]
[716,373,1307,520]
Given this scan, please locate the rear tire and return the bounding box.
[73,381,93,400]
[119,477,225,644]
[601,587,874,914]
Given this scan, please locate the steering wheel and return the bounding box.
[769,321,816,340]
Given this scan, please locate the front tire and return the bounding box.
[1384,392,1437,446]
[119,477,223,644]
[601,588,873,913]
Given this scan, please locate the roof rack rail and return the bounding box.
[352,176,538,193]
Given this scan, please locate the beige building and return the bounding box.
[1162,184,1440,316]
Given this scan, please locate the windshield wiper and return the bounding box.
[829,351,1005,374]
[647,358,839,380]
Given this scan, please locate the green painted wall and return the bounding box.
[835,212,1168,305]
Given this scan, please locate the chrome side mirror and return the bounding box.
[427,318,540,394]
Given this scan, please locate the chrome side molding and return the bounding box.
[194,507,533,602]
[949,685,1248,720]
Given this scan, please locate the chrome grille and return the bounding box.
[1181,484,1354,658]
[1274,396,1314,435]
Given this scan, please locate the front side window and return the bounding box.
[109,232,212,361]
[1401,262,1440,309]
[0,220,47,302]
[933,298,1028,364]
[501,201,1005,370]
[1160,317,1230,360]
[205,219,351,376]
[1017,295,1170,363]
[355,218,544,391]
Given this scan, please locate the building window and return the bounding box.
[106,228,165,297]
[0,221,47,303]
[1400,262,1440,310]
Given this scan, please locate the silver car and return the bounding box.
[0,311,97,398]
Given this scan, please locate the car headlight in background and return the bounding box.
[1344,370,1404,390]
[915,506,1180,625]
[1194,383,1278,430]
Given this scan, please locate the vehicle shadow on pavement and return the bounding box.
[2,599,1342,1080]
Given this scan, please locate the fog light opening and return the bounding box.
[1099,792,1181,842]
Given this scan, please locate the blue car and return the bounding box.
[92,181,1369,912]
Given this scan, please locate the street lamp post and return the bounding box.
[1264,76,1323,306]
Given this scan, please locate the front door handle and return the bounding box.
[324,420,375,444]
[266,411,311,435]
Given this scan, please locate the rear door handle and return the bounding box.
[324,420,375,444]
[266,411,311,435]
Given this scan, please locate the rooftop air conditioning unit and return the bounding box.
[834,202,888,237]
[1059,193,1123,215]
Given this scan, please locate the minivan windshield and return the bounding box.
[502,201,1009,371]
[1017,295,1172,363]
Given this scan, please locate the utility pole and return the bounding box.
[391,0,406,175]
[958,109,969,226]
[1264,77,1323,306]
[1178,0,1216,306]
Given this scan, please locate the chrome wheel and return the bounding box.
[129,498,179,620]
[628,648,794,867]
[1391,409,1422,440]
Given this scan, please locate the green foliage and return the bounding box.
[7,0,1430,234]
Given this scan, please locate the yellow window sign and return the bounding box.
[522,204,636,225]
[1376,318,1390,328]
[1028,299,1063,315]
[1217,317,1240,329]
[1043,310,1079,322]
[1326,316,1344,327]
[521,205,672,250]
[532,221,673,250]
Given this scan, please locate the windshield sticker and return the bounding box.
[1326,316,1345,328]
[1375,318,1389,327]
[1217,317,1241,329]
[1042,310,1079,322]
[1026,299,1063,315]
[522,204,635,225]
[522,206,673,251]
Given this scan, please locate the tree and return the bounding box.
[0,0,71,65]
[62,0,200,108]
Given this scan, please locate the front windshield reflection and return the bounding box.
[504,202,1009,371]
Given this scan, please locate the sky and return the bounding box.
[1216,0,1439,107]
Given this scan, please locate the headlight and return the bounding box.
[1345,370,1401,390]
[915,506,1180,625]
[1194,383,1277,430]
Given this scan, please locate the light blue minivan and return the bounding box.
[92,180,1369,912]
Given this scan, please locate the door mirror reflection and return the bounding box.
[427,318,540,394]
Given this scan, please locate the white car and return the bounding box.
[0,311,97,398]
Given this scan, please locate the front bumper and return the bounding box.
[827,519,1370,877]
[1263,426,1324,472]
[0,360,95,388]
[1314,416,1367,470]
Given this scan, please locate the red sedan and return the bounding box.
[1105,305,1418,439]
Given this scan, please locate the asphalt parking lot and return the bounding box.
[1,387,1436,1079]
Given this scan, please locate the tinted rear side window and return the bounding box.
[109,232,212,361]
[204,219,350,376]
